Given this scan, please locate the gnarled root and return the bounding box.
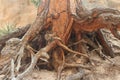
[52,47,65,80]
[7,39,90,80]
[57,41,89,58]
[52,40,90,80]
[6,40,56,80]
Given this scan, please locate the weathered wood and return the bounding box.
[97,29,115,57]
[21,0,50,44]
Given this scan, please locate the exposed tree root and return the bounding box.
[1,0,120,80]
[6,40,56,80]
[57,41,89,58]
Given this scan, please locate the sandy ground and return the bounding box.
[22,56,120,80]
[0,55,118,80]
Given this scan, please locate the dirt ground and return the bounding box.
[0,53,119,80]
[19,56,120,80]
[21,50,120,80]
[22,55,120,80]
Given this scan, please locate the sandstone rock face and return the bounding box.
[0,0,37,27]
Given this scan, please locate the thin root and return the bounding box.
[57,41,89,58]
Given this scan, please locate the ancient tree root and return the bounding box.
[82,34,115,64]
[15,45,25,72]
[68,39,87,47]
[53,40,90,80]
[95,39,115,64]
[10,41,56,80]
[11,59,15,79]
[56,48,65,80]
[57,41,89,58]
[14,0,50,73]
[8,39,91,80]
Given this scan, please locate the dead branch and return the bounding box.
[57,41,89,58]
[97,29,115,57]
[13,40,56,80]
[15,0,50,73]
[21,0,50,44]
